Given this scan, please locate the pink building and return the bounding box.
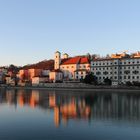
[19,69,42,82]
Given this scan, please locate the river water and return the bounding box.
[0,89,140,140]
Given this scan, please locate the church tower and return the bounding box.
[62,53,69,59]
[54,51,61,70]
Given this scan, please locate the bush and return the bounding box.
[133,81,140,87]
[84,73,98,85]
[104,78,112,85]
[126,81,133,86]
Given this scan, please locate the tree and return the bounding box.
[84,73,97,85]
[86,53,91,61]
[104,78,112,85]
[8,64,19,73]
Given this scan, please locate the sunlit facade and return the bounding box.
[91,52,140,84]
[54,51,90,81]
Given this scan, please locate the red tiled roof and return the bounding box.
[61,56,90,65]
[80,57,90,64]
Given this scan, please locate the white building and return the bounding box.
[32,77,49,86]
[53,51,90,81]
[91,53,140,85]
[49,69,63,82]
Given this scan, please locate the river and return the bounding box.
[0,89,140,140]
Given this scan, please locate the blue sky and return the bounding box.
[0,0,140,66]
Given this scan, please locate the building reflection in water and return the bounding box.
[0,89,140,127]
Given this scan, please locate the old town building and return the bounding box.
[91,52,140,85]
[53,51,90,81]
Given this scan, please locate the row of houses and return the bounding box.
[17,51,140,86]
[17,51,90,85]
[1,51,139,86]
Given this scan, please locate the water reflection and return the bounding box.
[0,89,140,127]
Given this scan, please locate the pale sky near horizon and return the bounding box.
[0,0,140,66]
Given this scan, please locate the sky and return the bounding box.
[0,0,140,66]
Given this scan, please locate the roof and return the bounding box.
[93,57,140,62]
[55,51,61,54]
[61,56,90,65]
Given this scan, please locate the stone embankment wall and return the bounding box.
[33,83,91,88]
[32,83,140,90]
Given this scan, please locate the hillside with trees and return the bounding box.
[22,59,54,70]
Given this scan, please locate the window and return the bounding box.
[132,76,135,79]
[103,71,108,75]
[96,71,101,75]
[124,70,130,74]
[133,70,139,74]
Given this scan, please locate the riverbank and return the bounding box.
[1,83,140,92]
